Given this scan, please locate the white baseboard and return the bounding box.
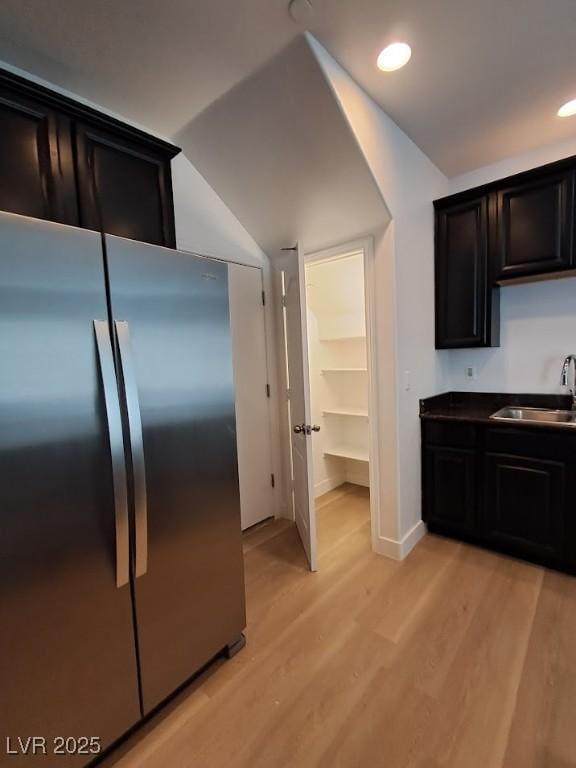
[314,474,345,498]
[374,520,427,561]
[344,470,370,488]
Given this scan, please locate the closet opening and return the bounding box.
[304,243,374,565]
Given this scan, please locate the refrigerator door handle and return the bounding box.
[93,320,130,588]
[114,320,148,578]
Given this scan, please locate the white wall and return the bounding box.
[446,278,576,392]
[308,36,449,557]
[177,36,389,257]
[445,139,576,395]
[172,154,267,267]
[171,155,290,518]
[449,136,576,194]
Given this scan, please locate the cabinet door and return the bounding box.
[494,170,574,280]
[435,196,497,348]
[0,88,77,224]
[424,445,476,534]
[483,453,566,563]
[74,124,176,247]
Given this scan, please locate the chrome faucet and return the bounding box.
[561,355,576,409]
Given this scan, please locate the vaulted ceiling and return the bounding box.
[0,0,575,174]
[179,37,389,255]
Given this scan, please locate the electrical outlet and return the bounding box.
[465,366,477,380]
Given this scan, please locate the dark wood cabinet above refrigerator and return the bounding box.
[0,69,180,247]
[434,155,576,348]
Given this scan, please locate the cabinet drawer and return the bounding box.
[423,420,476,448]
[485,427,576,461]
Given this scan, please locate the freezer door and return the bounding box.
[105,234,246,713]
[0,213,141,767]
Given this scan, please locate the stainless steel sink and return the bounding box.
[490,406,576,427]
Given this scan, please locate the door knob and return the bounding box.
[294,424,320,434]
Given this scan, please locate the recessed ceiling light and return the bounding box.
[288,0,314,24]
[377,42,412,72]
[557,99,576,118]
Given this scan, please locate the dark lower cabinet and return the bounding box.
[424,445,476,533]
[483,453,566,564]
[0,68,179,247]
[422,420,576,572]
[494,169,574,280]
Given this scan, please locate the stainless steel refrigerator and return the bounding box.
[0,211,246,766]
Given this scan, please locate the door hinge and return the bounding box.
[286,388,290,400]
[261,290,266,306]
[266,383,271,398]
[271,473,275,488]
[281,295,287,308]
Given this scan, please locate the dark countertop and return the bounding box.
[420,391,574,425]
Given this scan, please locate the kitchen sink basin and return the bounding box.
[490,406,576,427]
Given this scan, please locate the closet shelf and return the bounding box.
[322,408,368,418]
[324,446,369,462]
[320,367,367,373]
[319,334,366,342]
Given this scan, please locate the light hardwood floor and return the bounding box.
[105,483,576,768]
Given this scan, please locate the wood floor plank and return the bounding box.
[316,485,372,560]
[503,569,576,768]
[242,516,293,554]
[417,556,543,768]
[362,534,462,643]
[104,483,576,768]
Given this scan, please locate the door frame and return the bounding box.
[179,250,284,522]
[227,262,278,529]
[275,236,382,554]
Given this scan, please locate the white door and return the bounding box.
[282,244,317,571]
[228,263,274,530]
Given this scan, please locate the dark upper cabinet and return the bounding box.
[483,452,566,564]
[434,156,576,348]
[75,124,176,247]
[424,445,476,534]
[0,86,77,225]
[0,69,179,247]
[494,169,575,280]
[434,195,499,349]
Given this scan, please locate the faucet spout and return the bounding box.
[561,355,576,409]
